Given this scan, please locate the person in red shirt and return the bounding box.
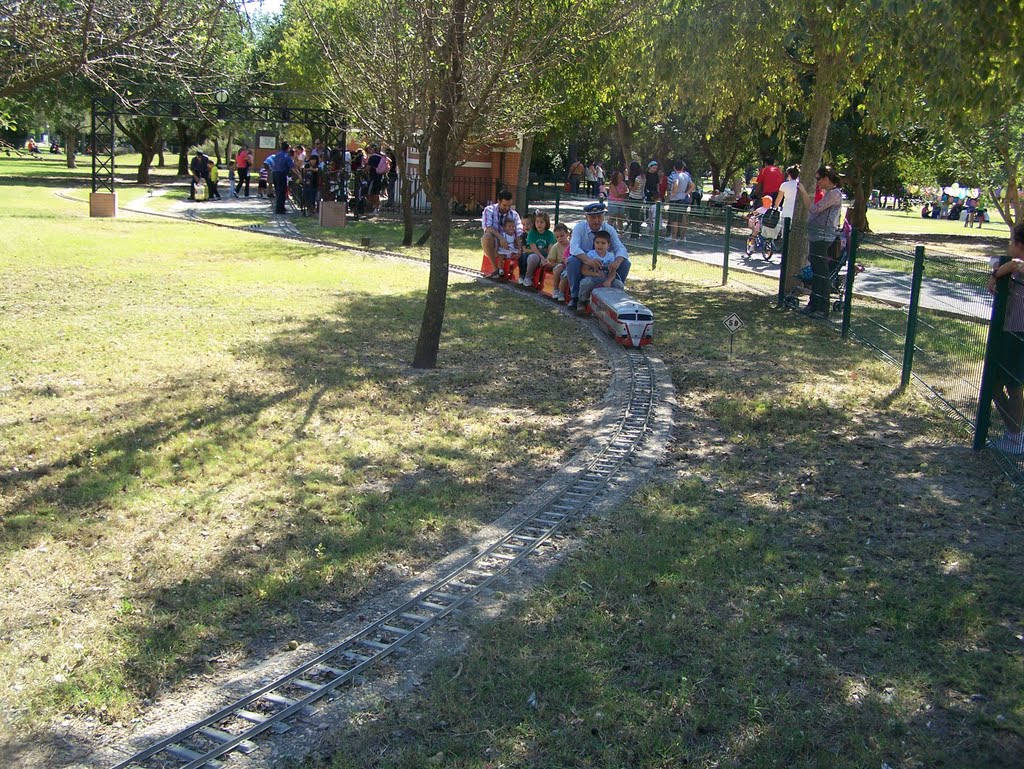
[234,145,253,197]
[754,155,784,200]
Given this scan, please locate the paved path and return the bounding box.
[545,207,996,323]
[177,192,997,323]
[655,236,994,321]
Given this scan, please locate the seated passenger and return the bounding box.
[549,222,571,301]
[522,211,555,288]
[566,201,630,311]
[577,230,625,310]
[481,189,522,278]
[496,217,521,272]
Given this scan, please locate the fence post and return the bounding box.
[652,202,662,270]
[973,271,1010,450]
[722,207,733,286]
[901,244,927,389]
[777,217,792,308]
[554,186,561,225]
[841,229,860,339]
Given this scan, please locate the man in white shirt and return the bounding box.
[666,160,695,242]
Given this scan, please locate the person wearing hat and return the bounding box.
[566,201,630,311]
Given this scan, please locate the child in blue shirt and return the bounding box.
[578,230,624,309]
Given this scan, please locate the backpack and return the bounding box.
[376,154,392,175]
[761,207,780,229]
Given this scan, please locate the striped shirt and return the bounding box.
[481,204,523,236]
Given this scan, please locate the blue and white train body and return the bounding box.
[589,287,654,348]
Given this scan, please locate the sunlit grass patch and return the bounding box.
[0,182,602,731]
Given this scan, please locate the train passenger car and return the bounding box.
[589,287,654,347]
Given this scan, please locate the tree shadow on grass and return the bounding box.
[2,278,597,746]
[331,414,1022,767]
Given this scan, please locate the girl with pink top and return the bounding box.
[606,170,628,231]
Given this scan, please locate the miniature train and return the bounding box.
[588,286,654,348]
[481,253,654,348]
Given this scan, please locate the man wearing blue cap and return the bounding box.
[566,201,630,311]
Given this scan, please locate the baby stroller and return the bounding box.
[745,206,782,260]
[350,173,371,218]
[785,220,861,312]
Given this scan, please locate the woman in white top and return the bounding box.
[584,162,597,195]
[774,164,800,223]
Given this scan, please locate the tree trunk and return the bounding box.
[212,138,221,167]
[992,124,1022,230]
[515,134,534,213]
[176,121,190,175]
[117,116,160,185]
[414,183,453,370]
[785,72,835,294]
[698,135,721,191]
[412,0,466,370]
[614,109,632,169]
[848,167,873,233]
[397,147,415,247]
[64,127,78,169]
[158,141,165,167]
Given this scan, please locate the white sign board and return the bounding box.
[723,313,745,334]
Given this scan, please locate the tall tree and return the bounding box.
[828,95,921,232]
[902,1,1024,230]
[295,0,629,369]
[0,0,242,100]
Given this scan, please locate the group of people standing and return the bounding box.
[598,159,697,242]
[566,159,605,196]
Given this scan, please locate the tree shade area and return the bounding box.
[1,1,1023,766]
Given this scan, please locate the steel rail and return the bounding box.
[56,192,658,769]
[108,352,655,768]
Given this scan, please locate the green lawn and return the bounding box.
[865,206,1008,238]
[310,232,1020,769]
[0,182,600,737]
[2,177,1020,768]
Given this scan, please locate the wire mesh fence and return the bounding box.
[844,236,916,366]
[828,233,1021,484]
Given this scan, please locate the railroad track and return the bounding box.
[55,190,671,769]
[107,346,657,769]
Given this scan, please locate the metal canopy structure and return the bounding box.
[90,95,346,194]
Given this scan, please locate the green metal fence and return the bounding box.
[772,230,1021,485]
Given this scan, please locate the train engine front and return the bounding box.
[589,287,654,348]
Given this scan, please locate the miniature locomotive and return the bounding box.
[588,287,654,348]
